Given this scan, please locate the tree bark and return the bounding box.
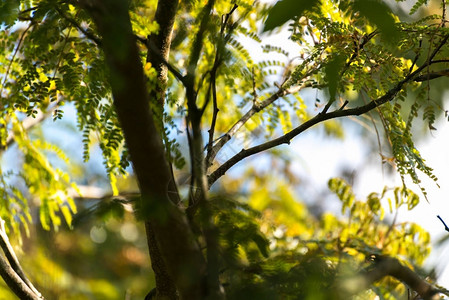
[144,1,181,298]
[146,0,179,106]
[0,254,42,300]
[78,0,207,299]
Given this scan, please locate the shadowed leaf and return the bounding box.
[352,0,399,43]
[263,0,321,32]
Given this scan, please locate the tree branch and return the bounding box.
[207,86,399,187]
[208,34,449,187]
[204,4,238,168]
[146,42,187,86]
[341,256,442,299]
[0,219,42,299]
[186,0,215,82]
[322,30,378,114]
[0,220,43,300]
[182,2,225,298]
[414,68,449,81]
[205,82,308,169]
[146,0,179,106]
[144,1,183,298]
[0,254,41,300]
[437,215,449,232]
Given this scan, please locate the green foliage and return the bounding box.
[0,117,78,231]
[0,0,20,27]
[381,102,438,198]
[263,0,321,32]
[274,0,443,194]
[327,178,430,265]
[0,0,129,221]
[410,0,429,15]
[218,173,433,299]
[14,210,152,300]
[0,169,32,236]
[351,0,399,43]
[325,54,346,102]
[211,195,269,264]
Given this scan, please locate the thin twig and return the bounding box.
[0,23,33,98]
[204,4,238,166]
[437,215,449,232]
[409,37,422,74]
[442,0,446,27]
[414,68,449,81]
[429,59,449,64]
[338,100,349,111]
[18,6,38,16]
[205,78,219,164]
[51,21,73,80]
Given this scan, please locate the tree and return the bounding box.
[0,0,449,299]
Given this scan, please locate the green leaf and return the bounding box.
[325,54,345,102]
[351,0,399,43]
[252,233,269,257]
[410,0,428,15]
[263,0,321,32]
[0,0,20,27]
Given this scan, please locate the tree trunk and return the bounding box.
[79,0,207,298]
[144,1,181,298]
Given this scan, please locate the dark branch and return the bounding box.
[437,215,449,232]
[205,30,376,169]
[339,100,349,110]
[414,69,449,81]
[204,4,238,167]
[206,83,306,169]
[207,83,400,187]
[341,256,442,299]
[208,33,449,186]
[186,0,215,79]
[430,59,449,64]
[0,23,33,100]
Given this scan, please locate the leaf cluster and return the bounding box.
[216,173,433,299]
